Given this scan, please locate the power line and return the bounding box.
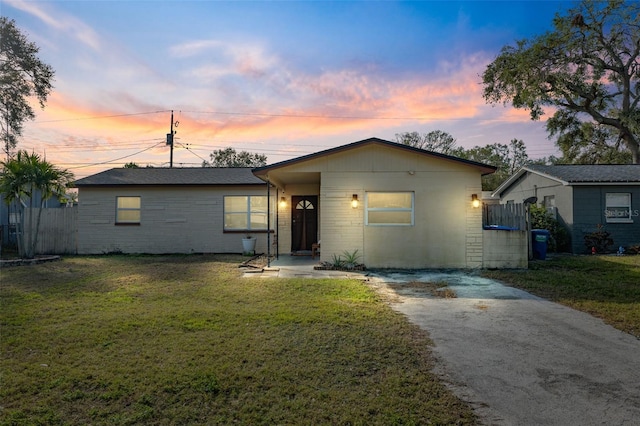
[29,108,529,125]
[176,142,208,164]
[34,110,171,124]
[181,109,480,121]
[67,141,165,169]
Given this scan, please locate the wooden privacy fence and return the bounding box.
[23,206,78,255]
[483,203,526,230]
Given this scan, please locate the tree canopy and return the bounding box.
[462,139,529,191]
[0,17,55,156]
[202,147,267,167]
[482,0,640,163]
[0,151,74,258]
[395,131,458,155]
[396,131,529,191]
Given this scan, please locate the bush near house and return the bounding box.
[583,224,615,254]
[530,204,570,252]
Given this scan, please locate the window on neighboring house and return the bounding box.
[543,195,557,219]
[605,193,632,223]
[366,192,414,226]
[116,196,141,224]
[224,196,272,231]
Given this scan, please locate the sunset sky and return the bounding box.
[2,0,575,178]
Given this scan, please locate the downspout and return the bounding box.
[266,179,271,268]
[275,187,279,260]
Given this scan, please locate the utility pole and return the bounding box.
[167,110,174,168]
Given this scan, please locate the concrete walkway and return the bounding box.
[244,261,640,424]
[243,254,368,279]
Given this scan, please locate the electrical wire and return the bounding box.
[34,110,171,123]
[67,141,165,169]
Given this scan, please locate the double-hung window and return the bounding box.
[366,192,414,226]
[224,196,270,231]
[116,196,141,224]
[605,193,632,223]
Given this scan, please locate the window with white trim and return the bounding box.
[116,196,141,224]
[366,192,414,226]
[224,196,272,231]
[605,193,632,223]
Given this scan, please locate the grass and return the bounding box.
[483,254,640,338]
[0,255,476,425]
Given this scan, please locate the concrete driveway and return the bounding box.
[368,270,640,425]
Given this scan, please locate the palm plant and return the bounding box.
[0,151,74,258]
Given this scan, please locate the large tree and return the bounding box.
[0,18,55,157]
[549,113,633,164]
[482,0,640,163]
[0,151,74,258]
[202,147,267,167]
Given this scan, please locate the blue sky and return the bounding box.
[2,0,575,177]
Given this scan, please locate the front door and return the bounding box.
[291,196,318,252]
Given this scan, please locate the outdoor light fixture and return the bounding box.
[351,194,359,209]
[471,194,480,208]
[279,197,287,208]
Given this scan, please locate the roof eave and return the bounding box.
[253,137,497,176]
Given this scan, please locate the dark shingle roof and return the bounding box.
[526,164,640,184]
[74,167,265,187]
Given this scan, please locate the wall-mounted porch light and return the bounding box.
[351,194,359,209]
[279,197,287,208]
[471,193,480,208]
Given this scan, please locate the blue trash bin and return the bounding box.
[531,229,550,260]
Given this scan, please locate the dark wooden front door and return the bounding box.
[291,196,318,252]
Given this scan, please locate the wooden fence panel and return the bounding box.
[23,207,78,254]
[483,203,526,230]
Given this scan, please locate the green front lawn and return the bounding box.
[484,254,640,338]
[0,255,475,425]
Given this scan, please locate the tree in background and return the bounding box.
[395,131,459,155]
[0,151,74,258]
[482,0,640,164]
[0,18,55,157]
[462,139,529,191]
[395,132,528,191]
[202,147,267,167]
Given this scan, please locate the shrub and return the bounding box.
[530,204,570,252]
[341,249,361,270]
[584,224,614,254]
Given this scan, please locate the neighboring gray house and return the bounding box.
[493,164,640,253]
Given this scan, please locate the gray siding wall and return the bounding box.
[77,186,269,254]
[572,186,640,253]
